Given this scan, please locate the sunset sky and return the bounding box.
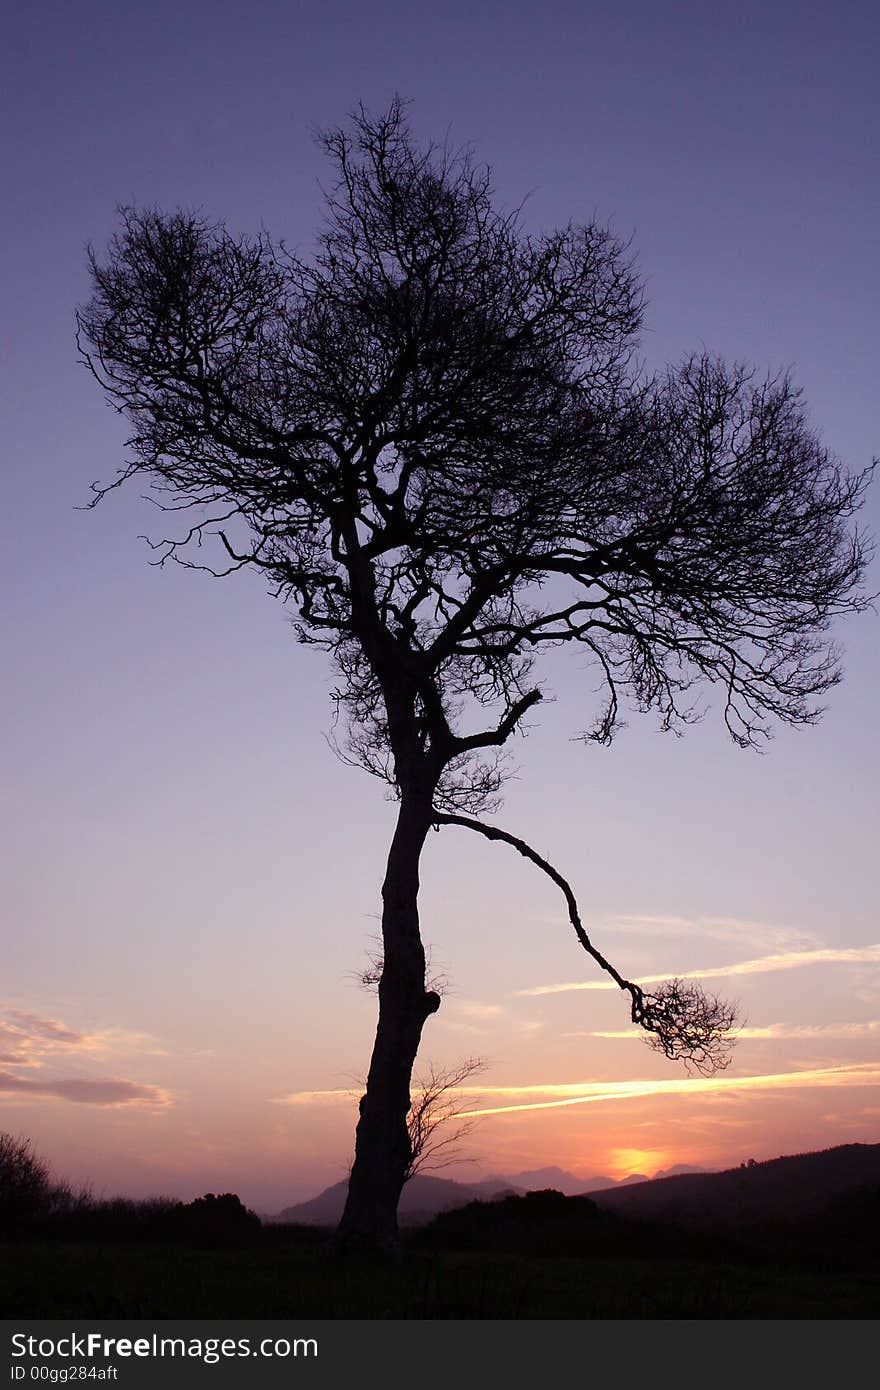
[3,0,878,1212]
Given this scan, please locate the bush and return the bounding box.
[38,1191,262,1247]
[171,1193,262,1247]
[0,1134,53,1234]
[413,1189,610,1256]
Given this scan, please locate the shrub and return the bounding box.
[0,1133,53,1234]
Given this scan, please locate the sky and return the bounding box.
[2,0,878,1211]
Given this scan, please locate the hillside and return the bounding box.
[277,1146,879,1231]
[276,1164,620,1225]
[277,1163,714,1226]
[277,1173,523,1227]
[505,1166,628,1195]
[587,1143,880,1229]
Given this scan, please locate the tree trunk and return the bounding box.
[335,791,440,1256]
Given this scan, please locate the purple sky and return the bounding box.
[2,0,878,1208]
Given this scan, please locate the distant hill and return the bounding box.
[587,1143,880,1229]
[277,1173,523,1227]
[413,1152,880,1273]
[508,1166,619,1196]
[276,1162,707,1226]
[277,1146,878,1229]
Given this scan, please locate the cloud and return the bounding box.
[4,1010,84,1043]
[0,1023,38,1066]
[517,944,880,996]
[599,914,819,952]
[271,1062,880,1118]
[0,1071,171,1107]
[1,1008,168,1063]
[438,1000,507,1035]
[270,1088,356,1108]
[0,1009,99,1068]
[455,1063,880,1117]
[566,1021,880,1041]
[453,1002,505,1020]
[0,1007,172,1107]
[76,1028,171,1059]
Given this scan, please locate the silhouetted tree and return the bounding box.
[405,1057,486,1182]
[0,1133,52,1234]
[176,1192,262,1246]
[0,1133,82,1235]
[77,99,872,1255]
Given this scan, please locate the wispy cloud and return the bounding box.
[0,1008,168,1062]
[0,1007,172,1107]
[454,1002,505,1020]
[566,1021,880,1041]
[456,1063,880,1117]
[598,914,819,952]
[5,1010,84,1043]
[273,1061,880,1116]
[0,1071,171,1107]
[76,1028,171,1059]
[0,1023,38,1066]
[517,945,880,996]
[438,999,507,1035]
[270,1088,357,1108]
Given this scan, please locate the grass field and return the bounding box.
[3,1238,878,1318]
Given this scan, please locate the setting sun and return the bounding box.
[606,1149,672,1180]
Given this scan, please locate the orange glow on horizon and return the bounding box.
[606,1148,671,1179]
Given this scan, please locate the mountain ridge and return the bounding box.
[586,1142,880,1228]
[276,1143,879,1228]
[276,1162,705,1225]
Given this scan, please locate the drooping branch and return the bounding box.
[433,810,738,1074]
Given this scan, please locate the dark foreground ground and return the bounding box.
[3,1186,879,1318]
[4,1240,879,1318]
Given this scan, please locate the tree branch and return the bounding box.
[432,809,738,1073]
[450,687,543,754]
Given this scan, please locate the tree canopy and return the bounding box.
[78,98,873,1250]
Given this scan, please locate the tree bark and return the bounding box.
[335,791,440,1255]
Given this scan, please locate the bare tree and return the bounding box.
[0,1133,52,1232]
[77,98,873,1254]
[405,1057,486,1183]
[0,1133,83,1233]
